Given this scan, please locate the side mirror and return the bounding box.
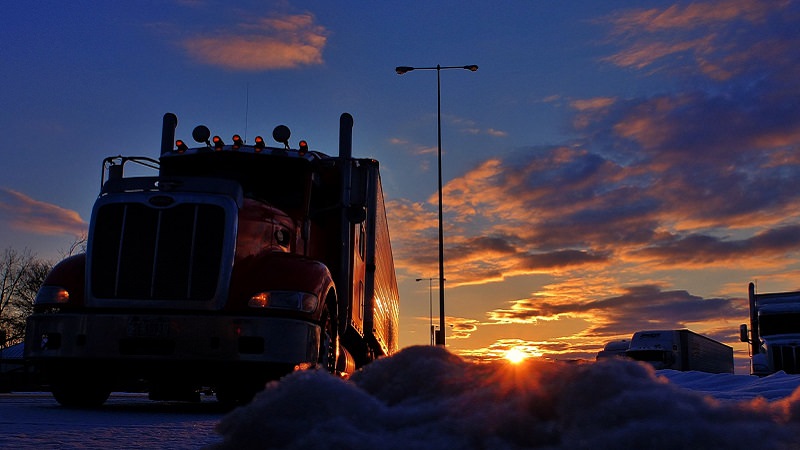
[347,205,367,224]
[739,324,749,343]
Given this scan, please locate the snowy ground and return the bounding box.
[0,392,225,449]
[2,346,800,449]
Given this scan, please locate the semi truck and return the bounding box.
[625,329,734,373]
[595,339,630,360]
[740,282,800,376]
[24,112,400,406]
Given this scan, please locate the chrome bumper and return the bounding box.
[25,313,320,365]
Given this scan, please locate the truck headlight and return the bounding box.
[35,286,70,305]
[248,291,318,312]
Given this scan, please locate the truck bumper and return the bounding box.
[25,312,321,381]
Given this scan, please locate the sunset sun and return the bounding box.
[505,347,527,364]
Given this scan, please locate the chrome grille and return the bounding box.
[90,202,225,301]
[772,345,800,373]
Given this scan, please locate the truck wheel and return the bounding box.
[51,380,111,408]
[319,307,338,373]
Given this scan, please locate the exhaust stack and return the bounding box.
[338,113,353,159]
[161,113,178,156]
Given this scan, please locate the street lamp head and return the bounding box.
[464,65,478,72]
[395,66,415,75]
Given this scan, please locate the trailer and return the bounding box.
[25,113,400,406]
[626,329,734,374]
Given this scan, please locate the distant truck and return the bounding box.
[740,282,800,376]
[595,339,630,360]
[625,329,734,373]
[25,113,400,406]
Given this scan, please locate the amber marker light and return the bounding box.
[213,135,224,151]
[298,140,308,156]
[232,134,243,149]
[175,140,188,153]
[254,136,265,152]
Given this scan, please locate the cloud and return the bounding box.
[602,0,799,81]
[629,225,800,267]
[447,316,480,340]
[387,1,800,287]
[380,0,800,364]
[441,278,746,362]
[485,128,508,137]
[482,282,743,349]
[571,97,617,111]
[0,188,87,237]
[181,13,328,70]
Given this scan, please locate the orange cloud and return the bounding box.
[447,316,480,340]
[0,188,87,236]
[607,0,775,33]
[479,280,745,360]
[571,97,617,111]
[182,13,328,70]
[602,0,793,80]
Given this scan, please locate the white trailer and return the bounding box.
[626,329,734,374]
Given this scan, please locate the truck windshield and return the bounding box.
[759,313,800,336]
[160,152,312,215]
[626,350,667,363]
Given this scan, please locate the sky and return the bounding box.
[2,0,800,373]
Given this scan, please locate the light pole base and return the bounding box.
[435,329,445,346]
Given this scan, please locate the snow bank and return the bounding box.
[211,346,800,449]
[658,369,800,402]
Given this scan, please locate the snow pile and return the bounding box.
[658,369,800,402]
[212,346,800,449]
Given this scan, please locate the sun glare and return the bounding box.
[505,347,527,364]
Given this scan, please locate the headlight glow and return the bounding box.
[248,291,318,312]
[35,286,70,305]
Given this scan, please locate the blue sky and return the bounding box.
[2,0,800,371]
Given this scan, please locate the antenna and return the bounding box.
[244,83,250,143]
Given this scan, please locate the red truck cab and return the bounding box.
[25,113,399,406]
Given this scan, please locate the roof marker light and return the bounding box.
[175,140,188,153]
[213,135,224,151]
[298,140,309,156]
[254,136,265,152]
[232,134,244,149]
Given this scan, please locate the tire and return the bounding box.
[318,306,338,374]
[51,380,111,408]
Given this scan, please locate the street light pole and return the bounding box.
[397,64,478,347]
